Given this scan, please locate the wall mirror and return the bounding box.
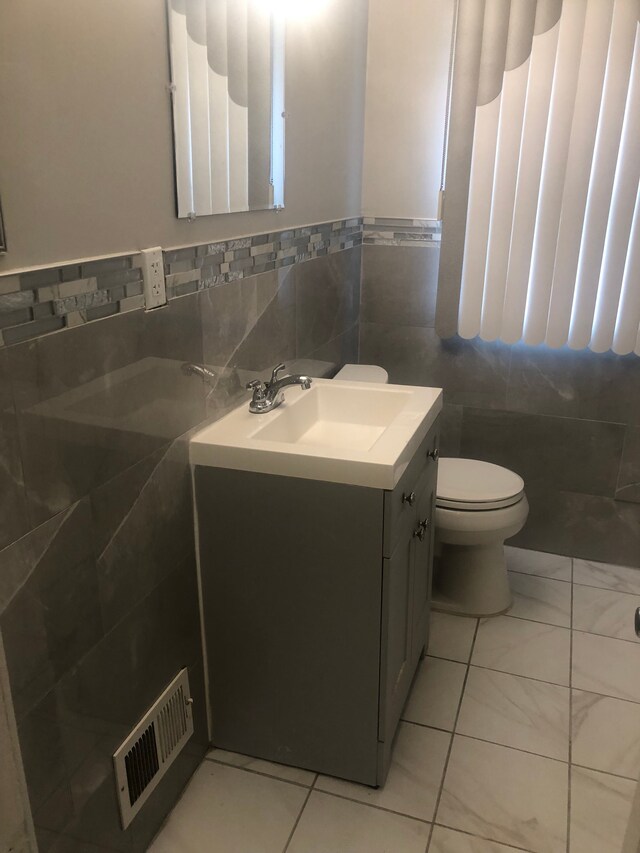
[166,0,285,219]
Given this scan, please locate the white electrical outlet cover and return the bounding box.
[140,247,167,310]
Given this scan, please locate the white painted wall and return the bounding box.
[0,0,368,272]
[362,0,455,220]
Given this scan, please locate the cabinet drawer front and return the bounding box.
[383,424,439,558]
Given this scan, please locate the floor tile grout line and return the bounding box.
[203,756,315,791]
[425,617,480,853]
[567,558,574,853]
[309,786,433,826]
[431,820,537,853]
[508,568,572,584]
[282,785,314,853]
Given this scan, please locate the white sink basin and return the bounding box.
[189,378,442,489]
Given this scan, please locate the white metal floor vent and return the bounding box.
[113,668,194,829]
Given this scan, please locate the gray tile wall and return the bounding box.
[0,239,362,853]
[0,220,362,347]
[359,243,640,567]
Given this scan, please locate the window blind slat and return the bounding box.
[545,0,615,348]
[522,0,587,346]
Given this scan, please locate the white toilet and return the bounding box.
[433,458,529,617]
[333,365,528,618]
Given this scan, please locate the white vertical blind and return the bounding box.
[454,0,640,355]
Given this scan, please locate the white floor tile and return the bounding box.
[572,584,639,642]
[316,722,450,822]
[505,546,572,582]
[437,736,568,853]
[572,631,640,703]
[148,761,306,853]
[472,616,570,686]
[429,611,478,663]
[403,656,466,731]
[569,767,635,853]
[508,573,571,628]
[287,791,430,853]
[572,690,640,779]
[456,667,570,761]
[206,748,316,786]
[573,559,640,594]
[430,826,528,852]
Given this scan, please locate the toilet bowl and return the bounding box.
[332,365,528,617]
[433,458,529,617]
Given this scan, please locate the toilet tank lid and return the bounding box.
[333,363,389,383]
[437,458,524,504]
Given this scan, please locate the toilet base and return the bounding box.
[432,543,513,618]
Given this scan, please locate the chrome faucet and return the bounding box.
[246,363,312,414]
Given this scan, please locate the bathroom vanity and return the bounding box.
[190,379,442,786]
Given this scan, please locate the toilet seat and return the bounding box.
[436,458,524,512]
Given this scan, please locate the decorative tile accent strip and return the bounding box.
[0,219,362,346]
[362,217,441,247]
[162,218,363,299]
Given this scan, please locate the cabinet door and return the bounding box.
[411,482,435,666]
[378,535,414,745]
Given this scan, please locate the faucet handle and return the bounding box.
[268,363,287,386]
[246,379,266,399]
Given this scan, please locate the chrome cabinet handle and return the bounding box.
[635,607,640,639]
[413,518,429,541]
[402,491,416,506]
[428,448,440,462]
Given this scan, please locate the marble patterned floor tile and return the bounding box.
[572,631,640,703]
[315,722,450,822]
[569,766,635,853]
[402,656,467,731]
[148,761,306,853]
[505,547,572,582]
[573,558,640,594]
[471,616,570,686]
[437,736,568,853]
[507,573,572,628]
[430,826,530,852]
[206,747,316,786]
[429,611,478,663]
[572,690,640,779]
[456,667,570,760]
[572,583,639,642]
[287,791,431,853]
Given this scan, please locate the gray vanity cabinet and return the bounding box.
[195,417,439,788]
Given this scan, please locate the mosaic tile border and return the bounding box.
[362,217,441,247]
[0,219,362,346]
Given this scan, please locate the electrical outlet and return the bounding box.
[140,247,166,310]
